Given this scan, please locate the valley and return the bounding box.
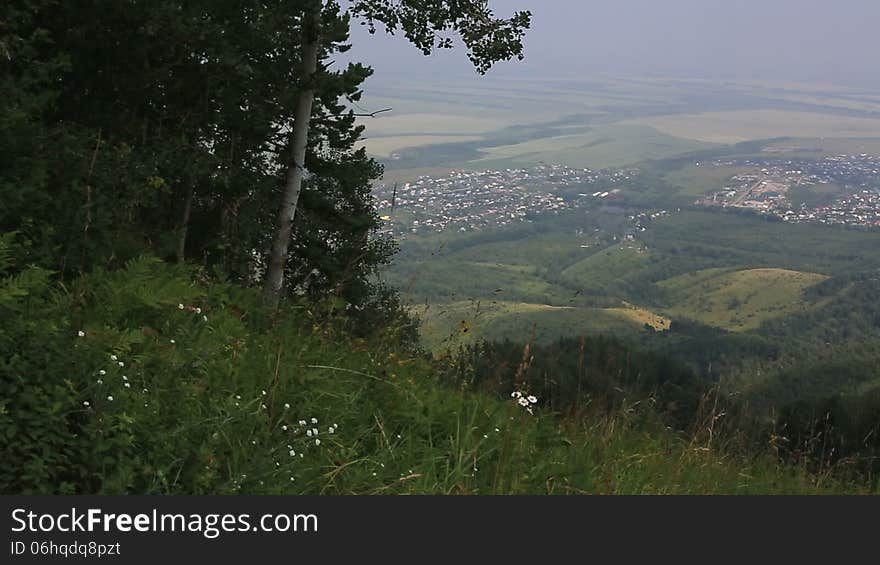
[366,79,880,390]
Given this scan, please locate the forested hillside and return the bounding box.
[2,1,877,494]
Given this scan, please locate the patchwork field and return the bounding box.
[624,110,880,144]
[471,124,716,169]
[359,135,484,158]
[372,76,880,354]
[359,76,880,180]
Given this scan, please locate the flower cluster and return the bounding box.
[178,303,208,322]
[78,346,151,409]
[277,413,337,472]
[510,391,538,415]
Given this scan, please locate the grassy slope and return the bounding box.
[412,300,643,351]
[659,268,830,331]
[5,257,861,494]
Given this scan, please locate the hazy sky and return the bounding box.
[346,0,880,88]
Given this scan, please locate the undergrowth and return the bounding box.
[0,244,870,494]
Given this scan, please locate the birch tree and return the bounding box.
[263,0,531,306]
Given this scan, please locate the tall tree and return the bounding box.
[263,0,532,306]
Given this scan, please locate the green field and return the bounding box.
[659,268,829,331]
[623,110,880,144]
[661,164,758,197]
[413,299,651,350]
[361,76,880,181]
[471,124,716,170]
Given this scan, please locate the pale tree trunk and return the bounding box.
[176,185,194,263]
[264,8,322,307]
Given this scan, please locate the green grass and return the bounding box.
[662,164,759,197]
[560,242,652,294]
[413,300,645,351]
[393,259,569,306]
[789,182,847,209]
[761,137,880,157]
[624,110,880,144]
[470,124,717,170]
[659,268,829,331]
[6,255,866,494]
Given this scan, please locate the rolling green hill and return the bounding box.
[659,268,829,331]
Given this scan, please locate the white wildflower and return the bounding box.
[310,417,318,424]
[122,375,128,381]
[518,397,529,407]
[107,395,113,402]
[124,383,130,388]
[289,450,296,457]
[169,339,175,344]
[118,361,124,367]
[284,403,290,410]
[306,430,313,437]
[314,439,320,446]
[282,425,288,431]
[96,379,103,385]
[527,395,538,404]
[178,304,184,310]
[98,370,106,376]
[195,307,202,314]
[77,330,85,337]
[110,354,117,361]
[298,420,307,426]
[328,427,335,434]
[82,401,90,407]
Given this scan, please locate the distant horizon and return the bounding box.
[342,0,880,92]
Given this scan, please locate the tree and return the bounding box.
[263,0,532,306]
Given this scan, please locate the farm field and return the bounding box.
[471,124,716,169]
[369,76,880,372]
[623,110,880,144]
[359,76,880,181]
